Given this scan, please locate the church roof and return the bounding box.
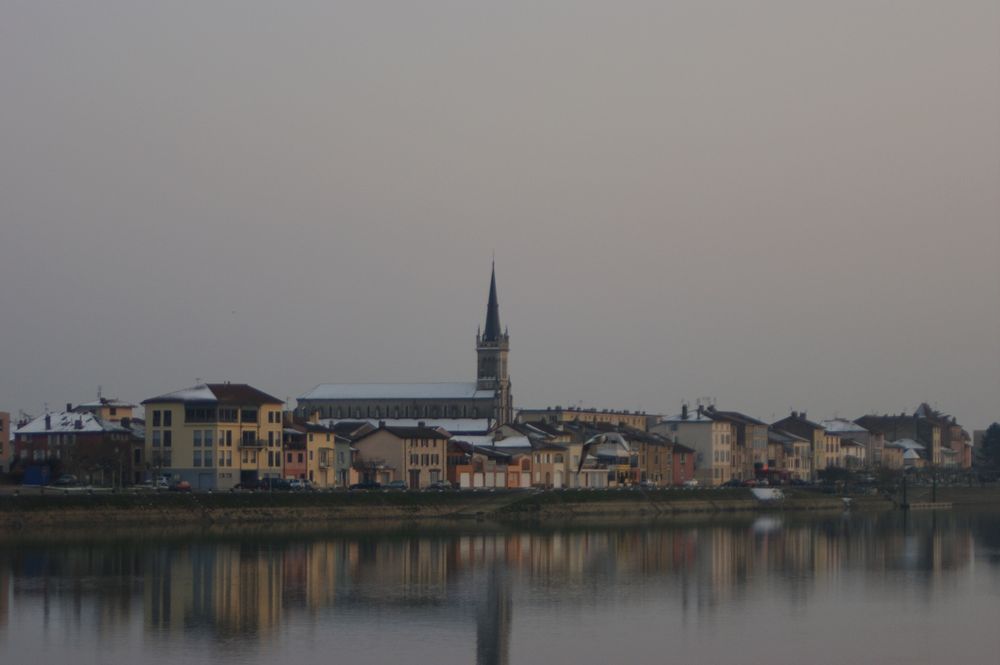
[299,382,495,401]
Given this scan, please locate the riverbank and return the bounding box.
[0,486,911,531]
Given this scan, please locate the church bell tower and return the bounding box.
[476,264,512,424]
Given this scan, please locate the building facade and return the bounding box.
[516,406,651,431]
[0,412,9,474]
[141,383,284,490]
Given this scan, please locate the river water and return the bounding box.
[1,510,998,665]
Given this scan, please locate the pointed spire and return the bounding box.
[483,262,501,342]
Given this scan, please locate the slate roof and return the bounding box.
[320,418,491,435]
[299,382,495,401]
[355,426,451,441]
[482,264,502,342]
[142,383,282,405]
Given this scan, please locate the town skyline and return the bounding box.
[2,259,997,431]
[1,2,997,430]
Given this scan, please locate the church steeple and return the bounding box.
[483,262,502,342]
[476,263,512,424]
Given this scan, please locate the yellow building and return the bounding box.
[352,424,449,488]
[517,406,652,431]
[303,419,339,488]
[141,383,284,490]
[652,405,734,486]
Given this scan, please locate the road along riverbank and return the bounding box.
[0,486,915,532]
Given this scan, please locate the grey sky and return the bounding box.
[1,2,998,429]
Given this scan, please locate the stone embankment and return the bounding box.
[0,486,913,532]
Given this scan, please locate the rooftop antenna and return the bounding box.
[97,385,102,400]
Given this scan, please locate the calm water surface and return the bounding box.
[1,510,999,665]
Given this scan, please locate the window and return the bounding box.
[219,408,238,423]
[152,431,161,448]
[241,409,257,423]
[286,453,293,463]
[225,430,232,446]
[193,450,202,467]
[309,451,314,461]
[193,431,202,447]
[152,411,161,427]
[298,452,304,463]
[163,431,172,448]
[242,431,256,446]
[204,430,213,447]
[163,411,172,426]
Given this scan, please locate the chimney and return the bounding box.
[44,414,51,430]
[66,403,73,412]
[417,420,425,428]
[791,411,798,419]
[801,411,807,420]
[681,404,689,420]
[697,405,703,418]
[379,420,386,428]
[308,410,319,424]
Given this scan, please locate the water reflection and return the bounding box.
[0,510,996,665]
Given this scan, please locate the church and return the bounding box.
[296,265,513,425]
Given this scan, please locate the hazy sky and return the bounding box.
[1,2,998,429]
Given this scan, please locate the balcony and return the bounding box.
[239,435,265,448]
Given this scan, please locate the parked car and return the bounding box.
[288,479,315,492]
[427,480,453,490]
[384,480,408,490]
[169,480,192,492]
[349,482,381,490]
[50,474,80,487]
[682,479,699,488]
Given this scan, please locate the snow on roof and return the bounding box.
[147,384,217,403]
[143,383,282,405]
[16,411,108,434]
[887,438,925,450]
[821,419,869,434]
[903,449,922,460]
[452,434,533,450]
[76,399,136,409]
[299,382,494,401]
[662,413,714,423]
[319,418,491,434]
